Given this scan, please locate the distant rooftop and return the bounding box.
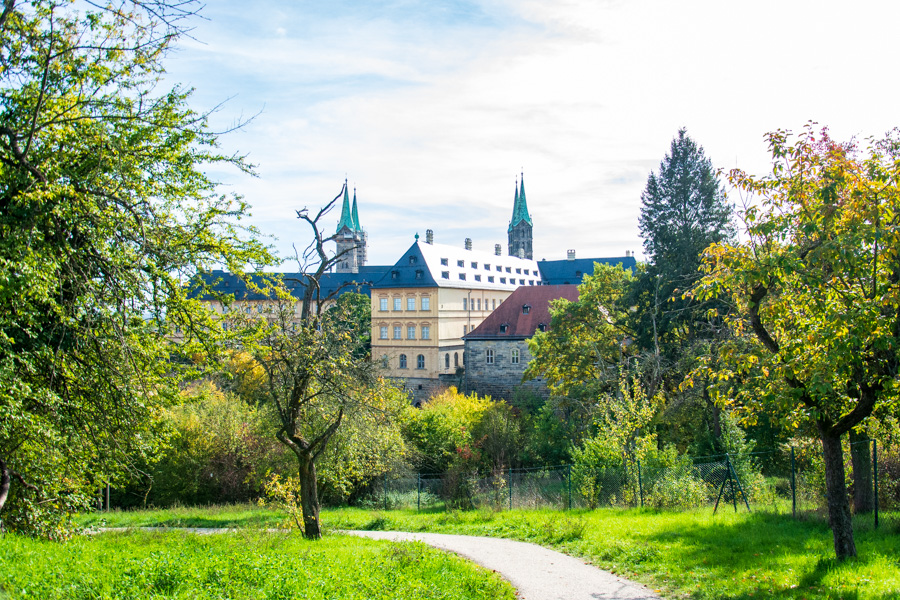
[465,284,579,340]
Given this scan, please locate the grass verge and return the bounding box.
[0,529,516,600]
[324,507,900,600]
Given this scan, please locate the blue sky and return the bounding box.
[163,0,900,267]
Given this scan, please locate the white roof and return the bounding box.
[417,241,544,290]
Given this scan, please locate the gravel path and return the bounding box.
[347,530,660,600]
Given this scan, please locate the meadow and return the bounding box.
[78,504,900,599]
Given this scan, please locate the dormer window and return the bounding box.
[415,269,424,280]
[441,258,449,266]
[409,256,418,265]
[499,323,509,333]
[391,270,399,280]
[522,304,531,315]
[457,260,465,267]
[538,322,546,332]
[471,262,478,269]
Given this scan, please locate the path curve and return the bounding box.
[347,530,659,600]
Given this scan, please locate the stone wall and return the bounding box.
[464,339,549,403]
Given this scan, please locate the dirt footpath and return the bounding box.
[347,530,660,600]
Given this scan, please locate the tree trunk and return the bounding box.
[818,424,856,559]
[297,452,322,540]
[0,457,9,513]
[848,428,874,514]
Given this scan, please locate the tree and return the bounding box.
[696,125,900,559]
[238,195,382,539]
[0,0,271,536]
[632,129,735,450]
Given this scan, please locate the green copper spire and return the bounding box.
[336,179,355,233]
[508,172,533,232]
[351,187,361,232]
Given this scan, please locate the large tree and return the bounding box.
[0,0,270,536]
[696,126,900,559]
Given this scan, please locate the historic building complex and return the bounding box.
[198,173,636,402]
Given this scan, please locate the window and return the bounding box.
[511,349,520,364]
[381,354,389,368]
[393,325,402,339]
[474,274,481,282]
[441,258,449,266]
[421,325,430,340]
[538,322,546,332]
[391,270,399,280]
[522,304,531,314]
[399,354,407,369]
[476,298,481,310]
[445,353,450,369]
[496,265,502,272]
[379,298,388,311]
[442,271,450,279]
[485,349,494,365]
[462,298,467,311]
[415,269,424,280]
[520,279,525,285]
[471,262,478,269]
[459,273,466,281]
[500,277,506,284]
[457,260,465,267]
[492,299,496,310]
[516,268,521,274]
[393,298,401,311]
[463,325,467,334]
[488,276,494,283]
[379,326,388,339]
[421,297,430,310]
[454,352,459,367]
[407,297,416,311]
[500,323,509,333]
[506,267,511,273]
[575,270,582,277]
[485,264,490,270]
[524,269,529,275]
[417,354,425,369]
[409,256,418,265]
[407,326,416,339]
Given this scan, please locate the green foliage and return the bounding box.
[0,1,272,535]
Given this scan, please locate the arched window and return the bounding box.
[417,354,425,369]
[445,353,450,369]
[454,352,459,367]
[399,354,407,369]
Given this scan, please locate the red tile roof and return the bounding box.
[465,284,578,339]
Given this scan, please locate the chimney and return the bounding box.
[567,249,576,261]
[426,229,434,244]
[494,244,502,256]
[465,238,472,251]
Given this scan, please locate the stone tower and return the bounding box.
[336,180,367,273]
[507,172,533,260]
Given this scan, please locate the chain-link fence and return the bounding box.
[372,440,899,529]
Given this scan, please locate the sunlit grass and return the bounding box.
[0,529,516,600]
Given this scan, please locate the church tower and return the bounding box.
[336,179,367,273]
[507,172,533,259]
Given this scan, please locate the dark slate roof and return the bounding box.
[192,266,389,301]
[537,256,637,285]
[464,284,579,340]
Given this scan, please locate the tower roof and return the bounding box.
[351,188,361,231]
[508,172,533,232]
[336,179,355,233]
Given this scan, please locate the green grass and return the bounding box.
[0,529,516,600]
[325,507,900,600]
[74,504,900,599]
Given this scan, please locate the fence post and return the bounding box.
[637,459,644,508]
[105,482,110,512]
[508,467,513,511]
[567,464,572,511]
[873,440,879,529]
[417,473,421,512]
[791,446,796,519]
[726,456,737,513]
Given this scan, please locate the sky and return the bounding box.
[162,0,900,268]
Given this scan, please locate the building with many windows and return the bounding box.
[370,234,544,401]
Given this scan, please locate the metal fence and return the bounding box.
[373,440,899,528]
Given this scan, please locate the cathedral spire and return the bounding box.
[508,171,533,232]
[336,179,354,233]
[351,187,361,232]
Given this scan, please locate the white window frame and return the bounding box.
[485,349,494,365]
[407,297,416,311]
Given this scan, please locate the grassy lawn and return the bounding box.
[75,504,900,599]
[0,528,516,600]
